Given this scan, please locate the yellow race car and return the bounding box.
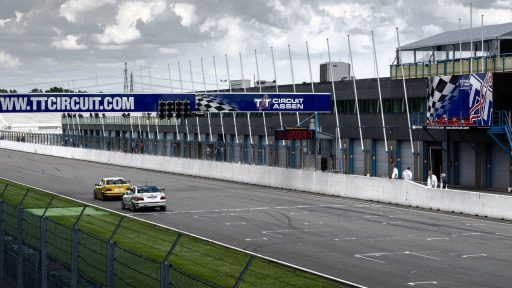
[94,177,131,200]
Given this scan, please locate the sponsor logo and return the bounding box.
[254,95,305,111]
[0,96,135,112]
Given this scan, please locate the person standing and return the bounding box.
[440,173,448,189]
[427,170,438,188]
[402,167,413,181]
[391,165,399,179]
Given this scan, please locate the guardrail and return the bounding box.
[390,54,512,80]
[0,178,354,288]
[0,131,330,171]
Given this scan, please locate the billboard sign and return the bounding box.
[0,93,331,113]
[427,73,493,127]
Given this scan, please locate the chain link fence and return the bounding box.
[0,179,352,288]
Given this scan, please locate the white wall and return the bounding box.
[2,140,512,220]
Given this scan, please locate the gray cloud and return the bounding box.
[0,0,510,92]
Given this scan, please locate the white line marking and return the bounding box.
[358,199,512,227]
[193,215,210,220]
[367,238,402,241]
[427,237,449,240]
[465,223,485,226]
[382,222,402,225]
[453,232,482,237]
[334,238,356,241]
[245,237,267,241]
[137,204,350,215]
[262,229,300,238]
[226,222,246,225]
[408,281,438,286]
[364,215,381,218]
[462,254,487,258]
[354,254,385,263]
[496,232,512,237]
[304,222,324,225]
[405,251,440,260]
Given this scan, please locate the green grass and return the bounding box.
[0,179,351,288]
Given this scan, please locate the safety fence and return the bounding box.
[0,131,334,171]
[390,54,512,80]
[0,178,352,288]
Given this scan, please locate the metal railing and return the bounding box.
[411,112,486,128]
[0,131,336,171]
[390,54,512,79]
[61,115,179,126]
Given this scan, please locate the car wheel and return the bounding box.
[130,202,137,212]
[160,206,166,212]
[121,202,125,209]
[100,192,104,201]
[93,190,97,199]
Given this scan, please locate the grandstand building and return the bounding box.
[66,24,512,191]
[0,113,62,133]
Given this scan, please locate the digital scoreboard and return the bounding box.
[275,127,315,140]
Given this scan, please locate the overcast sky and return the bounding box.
[0,0,511,93]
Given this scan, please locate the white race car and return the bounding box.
[121,185,166,212]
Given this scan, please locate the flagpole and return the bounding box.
[176,61,183,141]
[201,58,207,93]
[254,49,267,145]
[347,34,364,152]
[306,41,315,93]
[270,47,284,130]
[326,38,342,150]
[222,54,232,144]
[200,57,209,143]
[306,40,320,171]
[470,1,473,74]
[167,63,174,93]
[236,52,252,144]
[211,56,220,143]
[459,18,463,76]
[189,60,199,142]
[481,14,484,73]
[371,31,388,154]
[288,44,300,125]
[396,28,415,154]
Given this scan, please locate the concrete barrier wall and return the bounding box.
[2,140,512,220]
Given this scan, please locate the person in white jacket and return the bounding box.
[391,165,399,179]
[402,167,413,181]
[427,170,438,188]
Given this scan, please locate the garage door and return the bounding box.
[492,144,510,190]
[353,139,365,175]
[400,141,415,179]
[375,140,388,177]
[459,142,475,186]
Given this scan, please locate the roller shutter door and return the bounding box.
[400,141,415,178]
[375,140,388,177]
[353,139,365,175]
[492,144,510,190]
[459,142,475,186]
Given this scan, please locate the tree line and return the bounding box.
[0,87,87,93]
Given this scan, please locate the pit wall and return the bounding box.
[1,140,511,220]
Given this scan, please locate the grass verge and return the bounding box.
[0,178,353,288]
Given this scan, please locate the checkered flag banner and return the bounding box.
[195,95,238,112]
[426,75,460,119]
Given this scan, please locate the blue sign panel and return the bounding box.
[0,93,331,113]
[196,93,331,113]
[427,73,493,126]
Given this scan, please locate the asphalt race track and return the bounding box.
[1,149,512,288]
